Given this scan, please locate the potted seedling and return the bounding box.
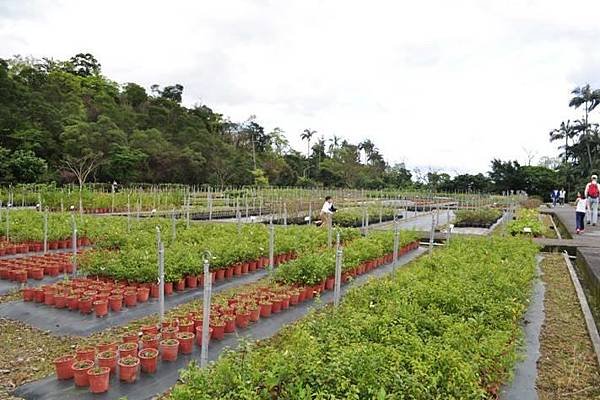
[87,366,110,393]
[72,359,94,387]
[138,348,159,373]
[160,338,179,362]
[117,356,139,383]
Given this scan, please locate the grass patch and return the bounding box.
[537,254,600,399]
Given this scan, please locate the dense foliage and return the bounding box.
[0,54,412,189]
[171,236,538,399]
[507,209,546,237]
[454,208,503,227]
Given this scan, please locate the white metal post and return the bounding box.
[171,208,177,240]
[429,212,435,255]
[333,232,343,307]
[200,251,212,368]
[268,219,275,273]
[392,220,400,266]
[71,215,77,277]
[43,209,48,254]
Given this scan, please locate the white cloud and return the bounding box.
[1,0,599,173]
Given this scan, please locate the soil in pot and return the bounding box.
[138,348,159,374]
[160,339,179,362]
[72,359,94,387]
[176,332,195,354]
[97,350,118,374]
[87,366,110,393]
[118,342,138,359]
[118,356,140,383]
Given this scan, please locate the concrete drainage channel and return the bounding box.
[13,247,426,400]
[0,268,271,336]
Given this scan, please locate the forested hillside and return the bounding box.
[0,53,412,188]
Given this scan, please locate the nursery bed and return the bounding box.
[12,247,425,400]
[0,268,272,336]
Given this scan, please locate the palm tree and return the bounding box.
[300,129,316,158]
[569,85,600,170]
[358,139,375,164]
[328,135,340,156]
[549,120,577,164]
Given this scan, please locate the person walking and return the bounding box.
[584,174,600,225]
[551,189,559,207]
[575,192,587,234]
[319,196,335,228]
[559,188,566,206]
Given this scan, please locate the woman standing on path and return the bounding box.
[575,192,587,234]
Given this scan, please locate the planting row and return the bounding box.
[0,236,92,256]
[453,207,503,228]
[0,253,80,283]
[169,236,539,399]
[507,208,546,237]
[51,237,422,394]
[21,251,295,318]
[268,207,401,227]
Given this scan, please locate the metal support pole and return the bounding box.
[327,216,333,248]
[308,202,312,225]
[236,210,242,234]
[5,203,9,241]
[43,209,48,254]
[200,251,212,368]
[333,232,343,307]
[392,220,400,266]
[283,203,287,226]
[127,195,131,233]
[186,195,190,228]
[268,219,275,273]
[429,212,435,255]
[156,226,164,325]
[71,215,78,277]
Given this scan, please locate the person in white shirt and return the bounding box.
[575,192,588,234]
[584,174,600,225]
[320,196,334,227]
[559,188,566,206]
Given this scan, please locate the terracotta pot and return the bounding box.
[30,267,44,280]
[94,300,108,318]
[23,287,34,302]
[33,288,44,303]
[118,357,140,383]
[136,287,150,302]
[87,366,110,394]
[164,282,173,296]
[54,294,67,309]
[178,320,194,333]
[215,269,225,281]
[224,318,236,333]
[75,347,96,361]
[138,348,159,374]
[97,351,117,374]
[175,279,185,292]
[325,277,335,291]
[185,275,198,289]
[141,325,159,336]
[248,261,257,272]
[150,283,159,298]
[78,297,93,314]
[109,295,123,312]
[233,263,242,276]
[44,291,55,306]
[281,296,290,310]
[236,312,250,329]
[260,302,272,318]
[225,267,234,279]
[141,334,159,350]
[160,339,179,362]
[162,326,179,339]
[241,262,249,274]
[195,326,213,346]
[176,332,195,354]
[97,341,118,353]
[122,332,139,344]
[271,299,282,313]
[289,292,300,305]
[72,360,94,387]
[67,295,79,310]
[249,307,260,322]
[54,355,76,380]
[123,291,137,307]
[211,324,225,340]
[118,342,138,359]
[297,289,306,302]
[304,287,314,300]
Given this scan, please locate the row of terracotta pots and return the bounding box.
[0,237,92,256]
[0,253,76,282]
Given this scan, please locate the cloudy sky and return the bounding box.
[1,0,599,174]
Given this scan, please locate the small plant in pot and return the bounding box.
[87,366,110,393]
[117,356,140,383]
[97,350,117,374]
[210,317,226,340]
[176,331,195,354]
[162,326,179,339]
[141,334,159,350]
[72,359,94,387]
[138,348,159,374]
[53,354,76,380]
[75,346,96,361]
[160,338,179,362]
[118,342,138,359]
